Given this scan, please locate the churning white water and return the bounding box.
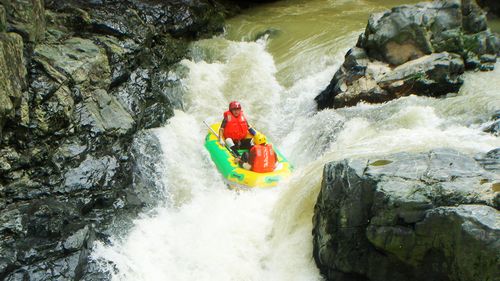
[92,0,500,280]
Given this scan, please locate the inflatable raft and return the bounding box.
[204,123,292,188]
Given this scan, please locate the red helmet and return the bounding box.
[229,101,242,110]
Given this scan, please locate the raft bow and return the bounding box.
[204,122,292,188]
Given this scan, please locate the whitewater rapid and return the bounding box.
[92,1,500,280]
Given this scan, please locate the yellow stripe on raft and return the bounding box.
[204,123,293,188]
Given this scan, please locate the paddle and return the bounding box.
[203,120,239,159]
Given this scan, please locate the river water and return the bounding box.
[92,0,500,280]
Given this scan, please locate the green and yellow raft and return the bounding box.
[204,123,293,188]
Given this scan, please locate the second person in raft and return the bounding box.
[238,133,278,173]
[219,101,257,156]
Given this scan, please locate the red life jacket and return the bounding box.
[250,144,277,173]
[223,110,248,141]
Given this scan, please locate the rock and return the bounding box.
[63,154,118,193]
[32,85,75,136]
[0,0,245,279]
[1,0,45,43]
[475,148,500,172]
[0,32,26,137]
[359,0,492,66]
[94,35,140,87]
[0,5,6,32]
[112,68,173,129]
[317,0,499,110]
[477,0,500,18]
[483,110,500,135]
[313,148,499,281]
[128,130,167,207]
[33,37,111,90]
[151,66,186,111]
[316,51,465,109]
[76,89,135,137]
[377,52,464,97]
[44,0,226,41]
[254,27,282,41]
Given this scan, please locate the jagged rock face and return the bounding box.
[316,0,499,110]
[313,148,500,281]
[0,0,234,279]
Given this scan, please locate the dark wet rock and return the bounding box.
[112,68,174,129]
[377,52,464,96]
[477,0,500,18]
[94,35,140,86]
[254,27,282,41]
[128,130,166,207]
[62,155,118,193]
[313,148,500,281]
[316,50,465,109]
[151,66,187,111]
[44,0,227,41]
[0,200,96,280]
[0,0,253,279]
[1,0,45,43]
[316,0,499,110]
[359,0,494,66]
[33,37,111,90]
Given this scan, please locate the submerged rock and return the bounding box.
[316,0,499,110]
[313,148,500,281]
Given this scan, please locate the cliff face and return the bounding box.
[0,0,238,279]
[313,149,500,281]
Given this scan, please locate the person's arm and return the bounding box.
[246,120,256,136]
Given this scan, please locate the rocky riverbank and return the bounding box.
[0,0,254,279]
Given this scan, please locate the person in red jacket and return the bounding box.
[219,101,256,156]
[238,133,277,173]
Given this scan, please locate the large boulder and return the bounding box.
[313,148,499,281]
[317,49,465,108]
[483,110,500,135]
[316,0,499,110]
